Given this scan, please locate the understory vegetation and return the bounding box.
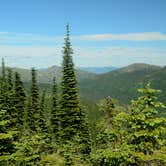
[0,25,166,166]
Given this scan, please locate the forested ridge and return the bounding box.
[0,25,166,166]
[1,63,165,107]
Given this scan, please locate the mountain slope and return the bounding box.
[79,66,118,74]
[1,63,165,105]
[78,63,165,104]
[0,65,96,84]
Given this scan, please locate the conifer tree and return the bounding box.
[13,72,26,132]
[59,24,81,140]
[59,24,91,156]
[125,83,166,165]
[99,96,117,128]
[7,68,13,91]
[1,58,6,82]
[91,85,166,165]
[39,90,47,133]
[50,77,58,139]
[0,109,16,163]
[27,68,40,131]
[0,72,16,163]
[0,60,16,130]
[0,58,6,100]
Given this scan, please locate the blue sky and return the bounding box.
[0,0,166,68]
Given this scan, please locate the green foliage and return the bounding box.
[7,68,13,91]
[50,77,59,142]
[13,72,26,132]
[39,90,48,133]
[59,24,81,140]
[0,109,16,162]
[58,24,91,155]
[13,133,46,165]
[27,68,40,131]
[91,84,166,166]
[41,152,66,166]
[1,58,6,82]
[124,83,166,165]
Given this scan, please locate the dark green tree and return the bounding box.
[1,58,6,82]
[59,24,83,139]
[125,83,166,165]
[0,60,16,131]
[7,68,13,91]
[0,58,6,102]
[58,25,91,162]
[94,84,166,166]
[50,77,59,142]
[27,68,40,131]
[13,72,26,132]
[39,90,47,133]
[0,109,16,163]
[0,71,16,163]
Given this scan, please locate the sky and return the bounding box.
[0,0,166,68]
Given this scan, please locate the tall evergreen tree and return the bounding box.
[7,68,13,91]
[0,65,16,163]
[59,24,84,139]
[27,68,40,131]
[0,60,16,131]
[0,58,6,99]
[39,90,47,133]
[13,72,26,132]
[59,24,91,157]
[1,58,6,82]
[0,59,6,108]
[50,77,58,140]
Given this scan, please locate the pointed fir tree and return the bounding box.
[100,83,166,166]
[59,24,91,156]
[13,72,26,132]
[1,58,6,82]
[39,90,47,133]
[0,109,16,163]
[0,58,6,101]
[7,68,13,91]
[125,83,166,165]
[50,77,59,140]
[0,60,16,131]
[59,24,81,139]
[27,68,40,131]
[0,59,6,108]
[0,66,17,163]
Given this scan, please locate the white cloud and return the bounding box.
[0,46,62,68]
[73,46,166,67]
[0,32,165,67]
[0,32,166,44]
[0,45,165,68]
[75,32,166,41]
[0,32,62,44]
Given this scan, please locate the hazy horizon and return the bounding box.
[0,0,166,68]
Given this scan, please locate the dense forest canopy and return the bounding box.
[0,25,166,166]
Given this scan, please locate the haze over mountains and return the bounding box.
[79,66,118,74]
[79,63,166,104]
[2,65,96,84]
[1,63,165,104]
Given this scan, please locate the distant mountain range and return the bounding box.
[78,66,118,74]
[1,63,165,106]
[79,63,166,105]
[1,65,96,84]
